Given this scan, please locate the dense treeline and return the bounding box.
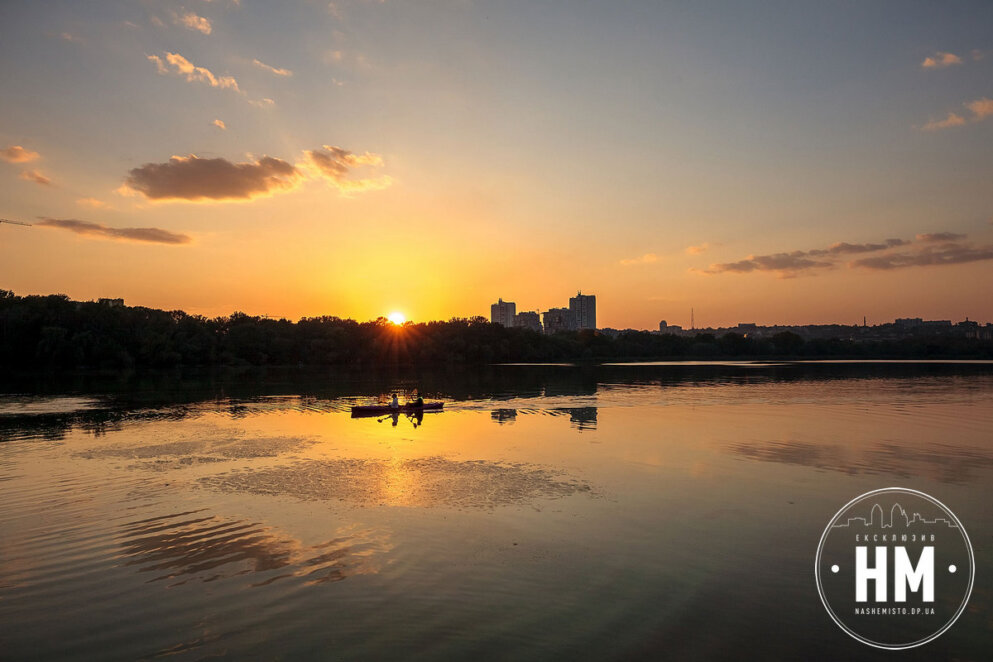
[1,291,991,369]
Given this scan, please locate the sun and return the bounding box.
[387,311,406,325]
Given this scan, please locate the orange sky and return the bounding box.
[1,2,992,328]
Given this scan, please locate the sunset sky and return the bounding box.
[1,1,991,329]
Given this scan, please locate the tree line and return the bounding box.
[1,291,990,369]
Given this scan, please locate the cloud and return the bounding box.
[36,218,191,244]
[965,97,993,121]
[303,145,392,192]
[807,238,908,256]
[0,145,40,163]
[76,197,108,208]
[923,97,993,130]
[121,145,391,203]
[249,97,275,108]
[921,112,966,131]
[706,240,910,275]
[702,233,985,276]
[705,252,833,276]
[19,170,51,186]
[916,232,966,242]
[212,118,226,130]
[252,59,293,77]
[685,243,710,255]
[147,52,239,92]
[59,32,82,44]
[123,154,302,202]
[620,253,659,266]
[176,11,212,35]
[851,243,993,270]
[921,51,963,69]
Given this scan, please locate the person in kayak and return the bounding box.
[389,393,399,410]
[407,391,424,408]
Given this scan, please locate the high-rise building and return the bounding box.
[490,298,516,326]
[569,292,596,330]
[513,311,542,332]
[542,307,575,334]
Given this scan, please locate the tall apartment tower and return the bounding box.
[569,292,596,330]
[490,298,516,326]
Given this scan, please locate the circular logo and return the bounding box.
[815,487,974,649]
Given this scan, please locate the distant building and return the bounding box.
[490,298,516,326]
[569,292,596,330]
[895,318,923,328]
[98,298,124,308]
[514,311,542,332]
[542,307,575,334]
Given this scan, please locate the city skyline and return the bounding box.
[1,2,992,328]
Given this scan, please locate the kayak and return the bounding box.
[350,402,444,417]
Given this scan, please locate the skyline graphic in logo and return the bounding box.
[815,488,974,649]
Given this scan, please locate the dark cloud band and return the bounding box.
[37,218,191,244]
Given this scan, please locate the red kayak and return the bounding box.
[350,402,444,417]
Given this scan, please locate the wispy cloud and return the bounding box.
[59,32,83,44]
[303,145,392,193]
[921,112,967,131]
[122,154,302,202]
[703,252,833,277]
[248,97,275,108]
[916,232,966,242]
[921,51,963,69]
[175,11,212,35]
[702,233,987,276]
[922,97,993,130]
[685,243,711,255]
[212,118,226,130]
[252,58,293,77]
[966,97,993,121]
[620,253,659,266]
[76,197,108,208]
[851,243,993,270]
[36,218,191,244]
[806,239,908,256]
[19,170,51,186]
[147,52,239,92]
[0,145,40,163]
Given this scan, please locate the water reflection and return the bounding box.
[4,362,992,443]
[489,407,596,430]
[199,457,594,509]
[729,439,993,484]
[76,434,316,470]
[117,509,391,587]
[566,407,597,431]
[491,409,517,425]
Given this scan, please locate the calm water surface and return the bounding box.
[1,363,991,660]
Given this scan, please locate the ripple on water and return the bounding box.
[199,457,594,509]
[75,435,316,470]
[116,509,392,587]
